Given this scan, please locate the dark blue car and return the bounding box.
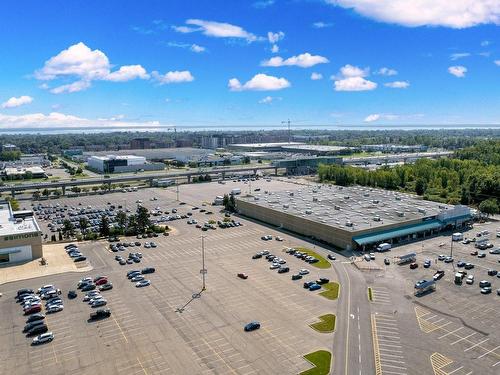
[244,321,261,332]
[309,283,321,291]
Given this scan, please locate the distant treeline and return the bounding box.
[318,140,500,214]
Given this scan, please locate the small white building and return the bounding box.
[87,155,162,174]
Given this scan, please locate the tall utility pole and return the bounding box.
[176,182,179,201]
[201,236,207,291]
[281,119,291,143]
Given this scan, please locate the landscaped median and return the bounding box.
[310,314,336,333]
[293,247,331,269]
[300,350,332,375]
[319,282,340,300]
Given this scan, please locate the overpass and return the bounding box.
[0,165,278,196]
[342,151,453,166]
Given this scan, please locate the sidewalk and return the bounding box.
[0,243,93,285]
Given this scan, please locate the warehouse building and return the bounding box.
[0,204,42,264]
[236,184,471,251]
[87,155,164,174]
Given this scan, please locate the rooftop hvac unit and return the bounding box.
[254,197,260,201]
[346,221,354,227]
[396,211,405,217]
[418,208,426,214]
[372,200,379,204]
[289,192,294,196]
[395,196,401,201]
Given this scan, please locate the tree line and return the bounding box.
[318,140,500,215]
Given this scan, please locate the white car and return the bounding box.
[270,263,280,270]
[275,236,284,242]
[83,291,100,301]
[46,305,64,313]
[32,332,54,345]
[369,253,376,260]
[91,299,107,307]
[136,280,151,287]
[88,296,103,305]
[144,243,151,249]
[131,275,145,282]
[466,275,474,285]
[299,269,309,275]
[38,285,54,293]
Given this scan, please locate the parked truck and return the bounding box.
[454,271,467,285]
[452,232,463,241]
[230,188,241,195]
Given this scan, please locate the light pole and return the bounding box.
[201,235,207,291]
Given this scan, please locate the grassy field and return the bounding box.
[294,247,331,269]
[300,350,332,375]
[310,314,336,333]
[319,282,340,300]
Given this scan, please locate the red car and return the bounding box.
[95,278,108,286]
[470,250,478,256]
[237,273,248,279]
[410,263,419,269]
[24,305,42,315]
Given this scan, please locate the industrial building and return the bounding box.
[0,203,42,264]
[236,184,471,251]
[87,155,164,174]
[1,166,47,179]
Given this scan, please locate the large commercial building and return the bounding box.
[87,155,164,174]
[2,166,47,179]
[0,204,42,264]
[236,184,471,251]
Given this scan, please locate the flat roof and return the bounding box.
[237,183,460,233]
[3,166,45,175]
[229,142,305,148]
[280,145,348,152]
[89,155,145,161]
[84,148,215,161]
[0,204,40,237]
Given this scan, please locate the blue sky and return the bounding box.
[1,0,500,129]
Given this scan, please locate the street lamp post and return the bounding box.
[201,235,207,291]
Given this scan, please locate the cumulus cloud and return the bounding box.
[151,70,195,84]
[261,53,329,68]
[267,31,285,44]
[364,114,381,122]
[311,72,323,80]
[258,96,281,104]
[448,65,467,77]
[450,52,471,61]
[326,0,500,29]
[253,0,275,8]
[312,21,334,28]
[481,40,491,47]
[271,44,279,53]
[191,44,206,53]
[1,96,34,109]
[228,73,291,91]
[384,81,410,89]
[166,42,206,53]
[173,19,259,42]
[495,60,500,66]
[333,64,377,91]
[376,67,398,76]
[35,42,150,94]
[0,111,166,129]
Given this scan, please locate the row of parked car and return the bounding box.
[75,275,113,294]
[65,243,87,263]
[126,268,155,287]
[16,286,63,345]
[114,252,143,265]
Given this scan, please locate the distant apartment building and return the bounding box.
[87,155,164,174]
[130,138,151,149]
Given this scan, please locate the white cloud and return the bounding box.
[271,44,279,53]
[384,81,410,89]
[494,60,500,66]
[0,111,166,129]
[35,42,150,94]
[228,73,291,91]
[450,52,471,61]
[312,21,334,28]
[481,40,491,47]
[151,70,194,84]
[105,65,150,82]
[258,96,281,104]
[50,80,91,94]
[311,72,323,80]
[326,1,500,28]
[253,0,275,8]
[448,65,467,77]
[191,44,206,53]
[1,96,34,109]
[262,53,329,68]
[376,67,397,76]
[267,31,285,44]
[364,114,381,122]
[333,64,377,91]
[173,19,259,42]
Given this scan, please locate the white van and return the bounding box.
[452,232,463,241]
[376,243,392,252]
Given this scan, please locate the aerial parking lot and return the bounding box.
[1,177,499,375]
[1,178,339,375]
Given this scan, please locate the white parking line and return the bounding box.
[477,344,499,358]
[450,332,476,345]
[439,327,463,339]
[463,338,489,352]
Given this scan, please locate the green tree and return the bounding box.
[99,215,110,237]
[62,220,75,239]
[42,188,50,197]
[79,217,89,235]
[136,206,151,233]
[33,191,41,200]
[53,189,62,198]
[92,186,99,192]
[479,199,499,217]
[58,230,63,241]
[127,214,138,234]
[116,211,127,233]
[415,178,426,196]
[5,197,20,210]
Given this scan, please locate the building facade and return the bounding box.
[0,204,42,264]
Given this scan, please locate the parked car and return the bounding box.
[299,269,309,275]
[74,256,87,262]
[466,275,474,285]
[433,270,445,281]
[291,274,302,280]
[91,299,107,308]
[46,305,64,314]
[410,263,419,269]
[277,267,290,274]
[309,283,321,291]
[237,273,248,279]
[26,324,48,336]
[316,277,329,285]
[26,313,45,323]
[31,332,54,345]
[81,283,96,291]
[478,253,486,258]
[244,321,261,332]
[89,308,111,321]
[131,275,145,282]
[487,269,498,276]
[95,278,108,286]
[141,267,155,274]
[479,280,491,288]
[252,254,262,259]
[327,254,336,260]
[99,283,113,291]
[481,287,492,294]
[464,263,474,270]
[424,260,431,268]
[384,258,390,265]
[136,280,151,287]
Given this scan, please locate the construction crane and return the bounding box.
[281,119,291,143]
